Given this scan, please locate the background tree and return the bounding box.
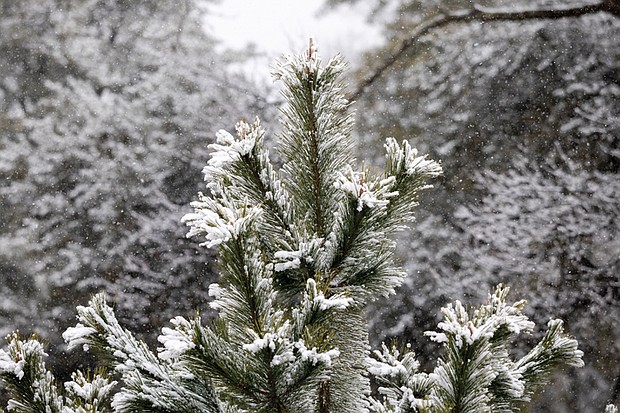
[326,0,620,411]
[0,0,268,384]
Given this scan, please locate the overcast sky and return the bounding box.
[203,0,382,80]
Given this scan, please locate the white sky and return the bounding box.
[203,0,382,81]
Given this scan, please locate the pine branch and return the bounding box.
[181,282,344,412]
[0,333,64,413]
[275,38,355,242]
[329,138,441,300]
[305,43,325,237]
[350,0,620,101]
[0,332,116,413]
[174,317,272,410]
[63,293,223,413]
[422,285,583,413]
[185,192,343,411]
[366,343,433,412]
[185,118,314,299]
[515,319,585,397]
[200,119,295,252]
[366,285,584,412]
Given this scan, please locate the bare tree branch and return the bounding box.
[350,0,620,101]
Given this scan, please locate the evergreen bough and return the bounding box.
[0,40,602,413]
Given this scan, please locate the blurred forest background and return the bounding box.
[0,0,618,411]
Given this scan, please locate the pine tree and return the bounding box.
[0,40,599,413]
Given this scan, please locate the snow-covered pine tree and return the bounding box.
[176,38,438,411]
[0,40,599,413]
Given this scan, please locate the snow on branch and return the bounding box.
[203,119,262,185]
[64,370,117,411]
[0,332,116,412]
[334,166,396,211]
[366,343,433,412]
[384,138,443,179]
[350,0,620,101]
[425,285,534,348]
[158,317,197,361]
[306,278,353,311]
[183,194,262,248]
